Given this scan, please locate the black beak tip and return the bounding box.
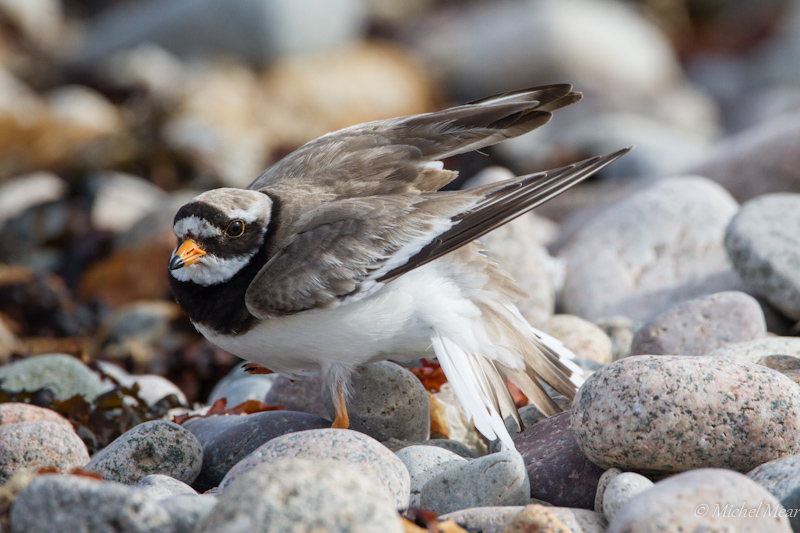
[169,255,184,271]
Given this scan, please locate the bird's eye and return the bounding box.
[225,220,245,238]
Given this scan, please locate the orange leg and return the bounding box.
[331,382,350,429]
[242,362,273,375]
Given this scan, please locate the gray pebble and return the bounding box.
[748,453,800,500]
[10,474,172,533]
[596,316,637,361]
[780,485,800,533]
[758,355,800,372]
[160,494,217,533]
[322,361,430,442]
[559,176,739,322]
[197,459,403,533]
[630,291,766,356]
[134,474,197,499]
[86,420,202,485]
[594,467,623,514]
[601,472,654,521]
[0,353,108,400]
[608,468,792,532]
[0,421,89,483]
[264,374,329,419]
[395,445,467,508]
[219,428,410,510]
[419,450,529,515]
[441,505,608,533]
[572,355,800,473]
[385,438,477,459]
[726,193,800,320]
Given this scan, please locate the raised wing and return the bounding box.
[244,149,630,318]
[246,84,581,197]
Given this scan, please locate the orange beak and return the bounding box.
[169,239,206,270]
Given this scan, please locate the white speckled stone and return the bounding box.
[748,453,800,501]
[219,428,410,510]
[86,420,202,485]
[0,421,89,483]
[602,472,654,521]
[594,468,623,513]
[197,459,403,533]
[608,469,791,532]
[706,337,800,363]
[395,445,466,508]
[572,355,800,473]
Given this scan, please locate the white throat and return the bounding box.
[170,252,253,286]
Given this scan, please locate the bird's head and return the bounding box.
[168,188,273,286]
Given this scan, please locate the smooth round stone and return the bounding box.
[726,194,800,320]
[780,486,800,533]
[160,494,217,533]
[0,403,72,428]
[559,177,739,322]
[264,374,329,420]
[594,468,623,513]
[418,450,529,515]
[0,421,89,483]
[514,411,604,509]
[120,374,187,407]
[395,445,466,508]
[748,453,800,500]
[197,459,403,533]
[706,337,800,362]
[630,291,766,356]
[182,410,331,491]
[86,420,202,485]
[545,314,612,364]
[207,365,277,407]
[386,438,477,459]
[0,353,107,400]
[503,504,571,533]
[758,355,800,372]
[596,317,637,361]
[134,474,197,499]
[572,355,800,473]
[608,469,792,532]
[219,428,410,510]
[441,505,608,533]
[602,472,654,521]
[10,475,171,533]
[322,361,430,442]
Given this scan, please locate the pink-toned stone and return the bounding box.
[0,421,89,482]
[0,403,72,429]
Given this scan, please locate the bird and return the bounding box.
[168,84,630,450]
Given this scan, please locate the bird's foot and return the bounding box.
[242,362,273,375]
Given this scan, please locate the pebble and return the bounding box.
[182,410,331,491]
[441,505,608,533]
[418,450,529,515]
[689,111,800,202]
[545,314,613,364]
[134,474,197,499]
[705,336,800,362]
[748,453,800,500]
[197,459,403,533]
[395,445,466,508]
[601,472,654,521]
[206,365,277,407]
[321,361,430,442]
[758,355,800,372]
[596,316,637,361]
[386,438,477,459]
[100,362,187,407]
[89,172,167,233]
[0,402,72,428]
[559,177,740,322]
[630,291,767,356]
[432,385,488,456]
[594,467,622,514]
[572,355,800,473]
[608,468,792,532]
[160,494,217,533]
[264,374,330,420]
[503,503,572,533]
[0,353,108,400]
[514,411,604,509]
[0,172,67,226]
[725,193,800,320]
[219,428,410,510]
[10,474,172,533]
[0,421,89,482]
[86,420,203,485]
[780,485,800,533]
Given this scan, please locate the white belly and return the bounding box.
[195,266,455,375]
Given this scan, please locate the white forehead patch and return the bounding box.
[170,252,252,286]
[193,189,271,225]
[174,215,223,239]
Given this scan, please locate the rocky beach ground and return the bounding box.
[2,0,800,531]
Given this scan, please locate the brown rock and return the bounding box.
[502,504,573,533]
